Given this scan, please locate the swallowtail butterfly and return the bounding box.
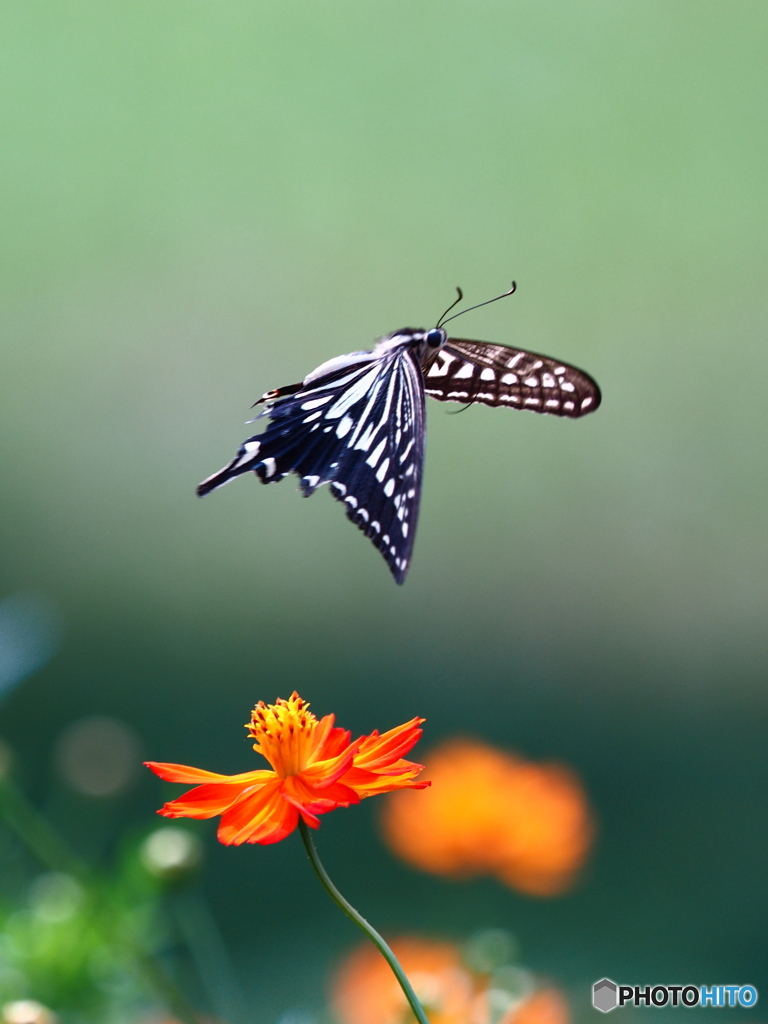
[197,284,601,583]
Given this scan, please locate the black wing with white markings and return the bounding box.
[197,347,426,584]
[424,337,601,418]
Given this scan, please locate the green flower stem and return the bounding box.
[0,776,203,1024]
[298,820,431,1024]
[0,774,87,881]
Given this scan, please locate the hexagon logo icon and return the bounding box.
[593,979,618,1013]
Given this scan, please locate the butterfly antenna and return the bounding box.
[435,287,464,329]
[438,281,517,328]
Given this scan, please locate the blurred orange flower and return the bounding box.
[381,739,593,896]
[505,990,570,1024]
[331,936,570,1024]
[333,938,471,1024]
[146,693,428,845]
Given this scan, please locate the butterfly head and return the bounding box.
[404,326,447,368]
[377,327,447,362]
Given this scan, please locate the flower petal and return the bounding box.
[343,765,430,798]
[300,743,358,788]
[158,785,244,819]
[352,720,425,771]
[145,761,274,786]
[218,779,298,845]
[282,773,360,817]
[313,724,353,761]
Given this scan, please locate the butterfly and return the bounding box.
[197,283,601,583]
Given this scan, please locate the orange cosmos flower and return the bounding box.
[145,692,428,846]
[505,989,570,1024]
[331,936,571,1024]
[332,937,474,1024]
[381,739,593,896]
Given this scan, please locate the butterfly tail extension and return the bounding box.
[197,417,329,497]
[196,439,264,496]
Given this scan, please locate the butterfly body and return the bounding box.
[197,318,601,583]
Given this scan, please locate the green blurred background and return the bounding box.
[1,0,767,1020]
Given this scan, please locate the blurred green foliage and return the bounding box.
[0,783,168,1023]
[0,870,152,1019]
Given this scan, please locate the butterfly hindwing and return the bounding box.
[424,337,601,418]
[197,346,426,583]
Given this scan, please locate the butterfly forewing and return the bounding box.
[197,346,425,583]
[424,337,601,418]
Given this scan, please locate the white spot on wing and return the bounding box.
[234,439,261,467]
[366,438,387,468]
[399,438,415,463]
[480,367,495,381]
[501,373,518,384]
[301,395,333,410]
[384,478,395,497]
[336,415,354,438]
[375,457,390,482]
[262,457,277,477]
[455,363,474,379]
[353,424,376,451]
[326,365,381,419]
[428,353,455,377]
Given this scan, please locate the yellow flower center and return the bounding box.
[246,692,319,778]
